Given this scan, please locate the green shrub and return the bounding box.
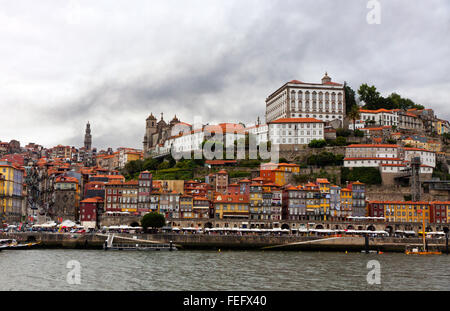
[308,139,327,148]
[341,167,381,185]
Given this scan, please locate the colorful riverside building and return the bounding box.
[179,195,212,219]
[429,202,450,224]
[249,183,264,220]
[340,188,353,219]
[159,190,180,219]
[368,201,450,224]
[368,201,429,223]
[180,195,194,219]
[260,162,299,186]
[193,197,210,219]
[282,185,305,221]
[213,194,249,220]
[104,180,138,214]
[0,161,24,223]
[79,196,104,229]
[349,181,366,217]
[137,171,152,214]
[53,175,80,222]
[303,182,322,220]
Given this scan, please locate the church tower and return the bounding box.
[321,72,332,84]
[144,113,157,155]
[84,122,92,150]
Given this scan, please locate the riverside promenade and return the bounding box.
[2,232,449,253]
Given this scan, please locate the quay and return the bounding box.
[1,232,448,253]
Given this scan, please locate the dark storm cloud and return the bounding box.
[1,0,449,149]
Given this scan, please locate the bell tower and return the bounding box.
[84,122,92,150]
[144,113,157,155]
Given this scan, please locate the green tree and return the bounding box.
[354,129,364,137]
[347,105,361,134]
[336,128,351,137]
[141,212,166,232]
[335,137,347,146]
[344,83,357,114]
[308,139,327,148]
[157,161,171,170]
[358,84,380,109]
[143,158,160,171]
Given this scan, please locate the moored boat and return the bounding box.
[0,239,40,250]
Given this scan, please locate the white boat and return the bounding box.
[103,234,177,251]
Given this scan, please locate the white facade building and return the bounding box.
[343,144,435,173]
[153,123,246,156]
[348,120,365,131]
[403,148,436,168]
[245,124,269,146]
[265,73,345,127]
[359,109,399,127]
[268,118,325,145]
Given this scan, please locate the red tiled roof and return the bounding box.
[360,108,395,114]
[344,157,402,161]
[80,197,104,203]
[205,160,237,165]
[55,176,78,183]
[214,194,249,204]
[347,144,399,148]
[404,147,434,153]
[323,81,343,86]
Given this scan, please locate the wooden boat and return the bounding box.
[405,245,442,255]
[0,239,40,250]
[405,206,442,255]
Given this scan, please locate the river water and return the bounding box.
[0,250,449,291]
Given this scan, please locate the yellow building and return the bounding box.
[278,163,300,174]
[273,169,289,186]
[316,178,330,193]
[0,162,24,224]
[381,201,429,223]
[340,188,353,217]
[213,194,249,219]
[180,195,194,219]
[435,119,449,135]
[125,151,142,163]
[0,173,4,222]
[156,180,185,194]
[249,183,263,220]
[121,180,138,213]
[303,183,321,219]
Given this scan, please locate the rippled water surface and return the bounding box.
[0,250,449,290]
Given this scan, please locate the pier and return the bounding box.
[1,232,448,253]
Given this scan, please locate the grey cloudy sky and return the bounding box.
[1,0,449,150]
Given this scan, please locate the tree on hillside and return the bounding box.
[344,83,357,114]
[308,139,327,148]
[358,84,381,109]
[143,158,160,171]
[347,105,361,134]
